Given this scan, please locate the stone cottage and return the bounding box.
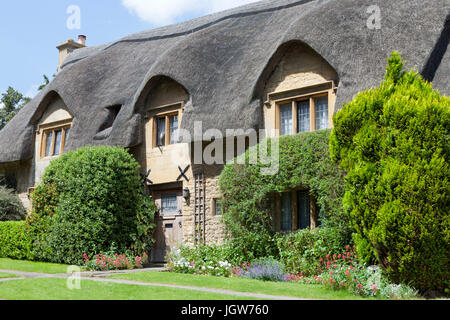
[0,0,448,262]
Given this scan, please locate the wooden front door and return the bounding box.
[151,189,183,263]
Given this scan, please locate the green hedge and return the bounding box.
[30,146,157,265]
[330,52,450,294]
[0,221,34,260]
[219,130,350,263]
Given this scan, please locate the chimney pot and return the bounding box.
[78,35,86,46]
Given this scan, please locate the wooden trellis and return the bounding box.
[194,172,206,244]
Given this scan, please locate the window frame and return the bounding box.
[276,188,318,233]
[147,102,184,149]
[211,198,223,217]
[271,81,336,136]
[39,121,72,160]
[152,189,183,217]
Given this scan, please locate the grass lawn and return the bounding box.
[0,273,20,279]
[0,258,70,274]
[0,278,256,300]
[110,272,377,300]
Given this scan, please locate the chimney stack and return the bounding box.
[56,35,87,72]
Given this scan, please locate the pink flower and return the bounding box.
[371,284,378,292]
[329,271,333,275]
[340,281,344,286]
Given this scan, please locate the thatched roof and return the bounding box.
[0,0,448,163]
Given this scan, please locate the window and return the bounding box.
[297,100,310,133]
[279,190,315,232]
[169,115,179,145]
[279,104,293,136]
[315,96,329,130]
[152,110,182,148]
[156,117,166,147]
[212,198,223,216]
[41,126,71,158]
[277,94,330,136]
[297,190,311,230]
[280,192,292,231]
[161,194,178,213]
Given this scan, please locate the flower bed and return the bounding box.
[167,245,233,277]
[167,244,419,300]
[231,258,286,282]
[83,251,147,271]
[300,246,418,299]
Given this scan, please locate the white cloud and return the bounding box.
[121,0,260,26]
[0,102,4,110]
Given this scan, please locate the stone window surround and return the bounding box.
[37,119,72,161]
[267,81,337,136]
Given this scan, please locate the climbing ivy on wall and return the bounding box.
[219,130,350,262]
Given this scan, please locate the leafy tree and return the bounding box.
[0,87,30,130]
[330,52,449,294]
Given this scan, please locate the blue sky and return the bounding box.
[0,0,258,100]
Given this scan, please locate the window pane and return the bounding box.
[297,100,310,133]
[156,117,166,146]
[65,128,71,147]
[54,130,62,156]
[161,194,178,213]
[215,199,222,216]
[45,132,53,157]
[298,191,311,230]
[315,96,329,130]
[170,115,179,145]
[279,104,292,136]
[280,192,292,231]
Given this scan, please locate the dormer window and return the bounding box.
[149,102,183,148]
[274,83,334,137]
[41,125,71,158]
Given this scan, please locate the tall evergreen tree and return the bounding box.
[0,87,30,130]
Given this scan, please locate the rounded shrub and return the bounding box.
[31,146,157,265]
[219,130,350,263]
[330,52,450,294]
[0,186,26,221]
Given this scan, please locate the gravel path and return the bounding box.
[0,269,304,300]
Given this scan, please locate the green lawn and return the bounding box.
[0,258,70,274]
[0,278,256,300]
[0,273,20,279]
[110,272,375,300]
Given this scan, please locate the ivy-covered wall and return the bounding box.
[219,130,350,261]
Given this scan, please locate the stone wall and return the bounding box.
[181,163,226,245]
